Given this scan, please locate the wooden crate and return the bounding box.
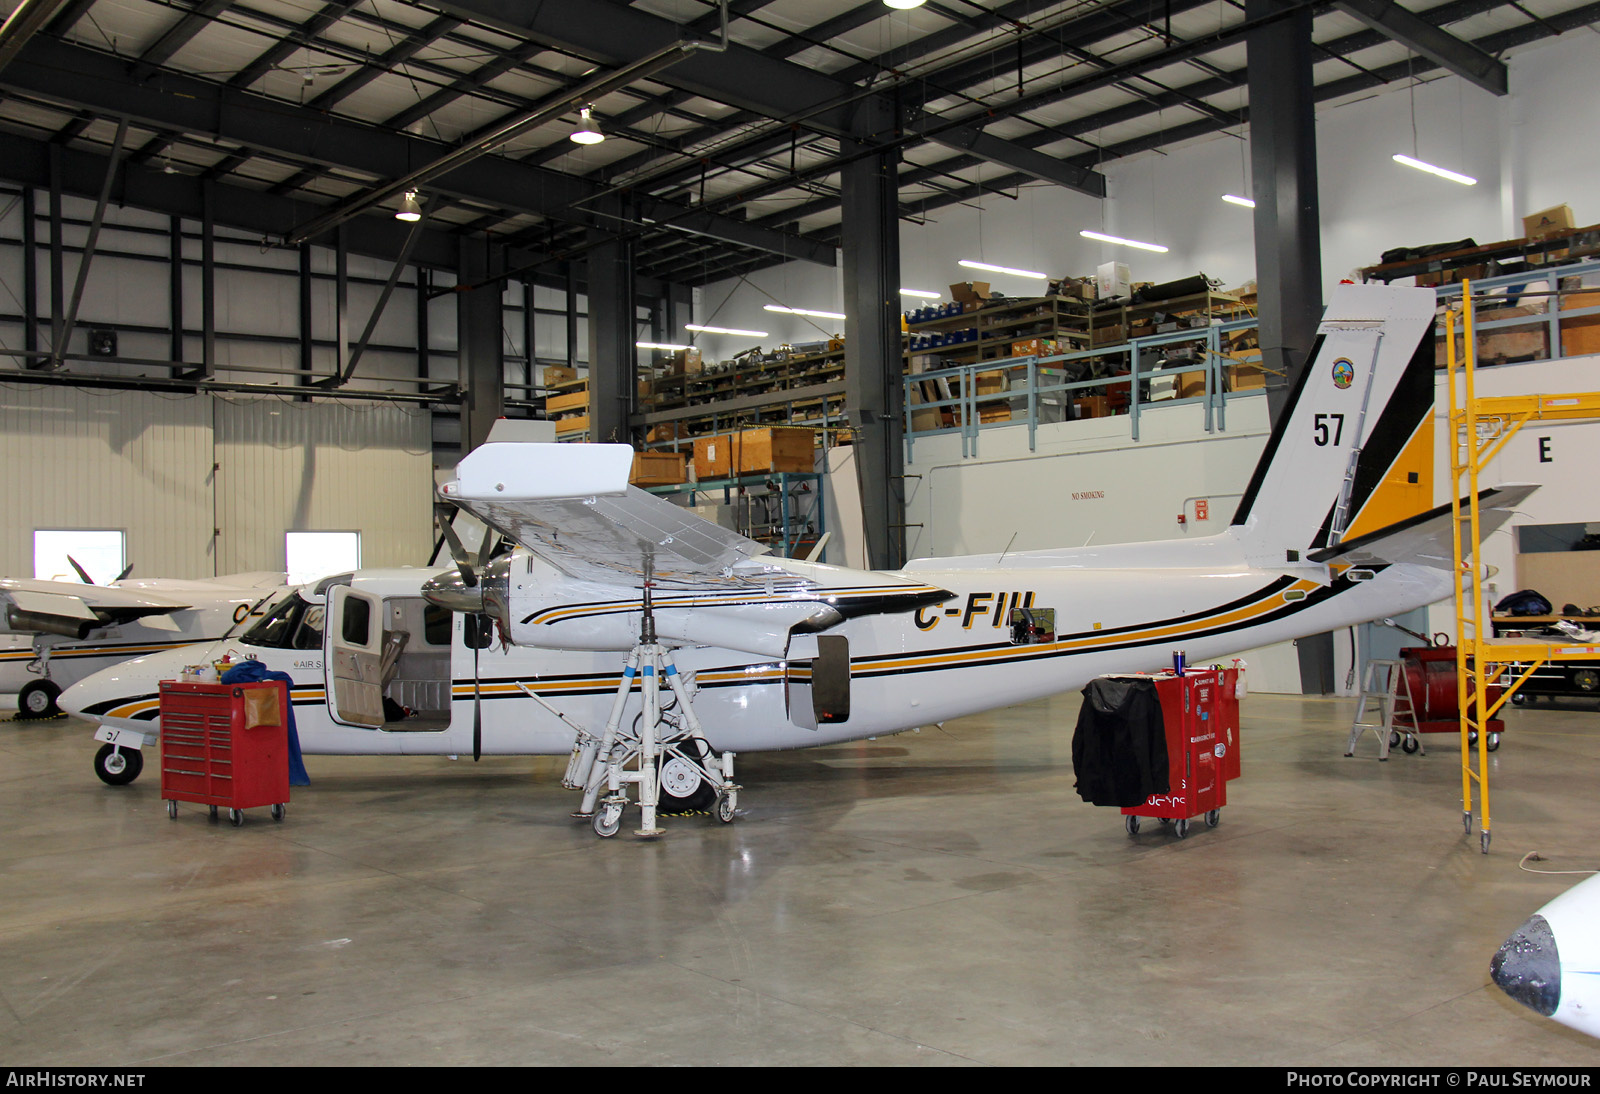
[733,427,815,474]
[630,451,687,486]
[693,434,732,481]
[547,388,589,414]
[1560,291,1600,357]
[554,414,589,435]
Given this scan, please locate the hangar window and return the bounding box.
[286,531,361,586]
[33,530,125,584]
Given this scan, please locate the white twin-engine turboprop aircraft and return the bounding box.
[64,283,1532,834]
[0,570,285,720]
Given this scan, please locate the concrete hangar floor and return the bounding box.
[1,690,1598,1067]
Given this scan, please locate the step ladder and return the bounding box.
[1345,659,1422,760]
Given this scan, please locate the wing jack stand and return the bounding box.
[561,581,740,838]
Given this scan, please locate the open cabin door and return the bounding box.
[785,634,851,729]
[326,585,384,728]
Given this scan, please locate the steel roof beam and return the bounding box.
[1332,0,1507,94]
[2,37,835,265]
[129,0,238,81]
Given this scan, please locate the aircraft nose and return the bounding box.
[1491,913,1562,1017]
[421,568,483,614]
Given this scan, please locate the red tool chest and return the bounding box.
[1121,668,1241,838]
[159,680,290,826]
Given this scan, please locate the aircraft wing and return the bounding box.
[1307,484,1537,570]
[439,442,788,588]
[0,578,193,636]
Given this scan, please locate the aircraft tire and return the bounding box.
[16,680,62,720]
[94,743,143,786]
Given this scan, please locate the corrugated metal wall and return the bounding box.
[213,397,433,575]
[0,384,214,577]
[0,386,434,581]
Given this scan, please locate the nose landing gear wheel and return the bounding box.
[93,743,143,786]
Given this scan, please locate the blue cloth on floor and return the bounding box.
[221,660,310,786]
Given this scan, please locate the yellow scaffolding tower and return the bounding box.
[1447,283,1600,852]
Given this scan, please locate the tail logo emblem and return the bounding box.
[1331,358,1355,389]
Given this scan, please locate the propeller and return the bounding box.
[66,556,94,584]
[434,512,497,762]
[113,564,133,583]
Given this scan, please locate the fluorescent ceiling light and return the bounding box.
[637,342,693,351]
[763,304,847,321]
[900,288,941,299]
[1079,229,1169,254]
[958,259,1047,280]
[395,189,423,222]
[1221,194,1256,209]
[1392,153,1476,186]
[570,105,604,146]
[686,324,768,338]
[883,0,926,8]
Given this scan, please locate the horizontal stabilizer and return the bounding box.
[1307,484,1537,570]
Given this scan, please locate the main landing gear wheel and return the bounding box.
[17,680,61,720]
[93,743,143,786]
[1205,810,1221,828]
[593,800,624,838]
[1125,814,1141,836]
[658,744,717,814]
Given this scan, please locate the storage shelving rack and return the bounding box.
[645,472,826,561]
[1447,283,1600,852]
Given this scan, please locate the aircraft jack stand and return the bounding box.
[560,585,740,839]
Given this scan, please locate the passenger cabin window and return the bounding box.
[242,595,325,650]
[423,604,452,646]
[1010,606,1056,645]
[342,596,371,646]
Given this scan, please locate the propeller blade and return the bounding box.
[66,556,94,584]
[435,514,478,588]
[113,564,133,583]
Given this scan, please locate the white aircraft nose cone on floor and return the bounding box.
[1490,874,1600,1040]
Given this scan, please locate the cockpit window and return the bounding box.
[242,594,326,651]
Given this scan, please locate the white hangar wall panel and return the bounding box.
[211,398,433,576]
[0,385,213,578]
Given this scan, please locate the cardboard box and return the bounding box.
[1091,323,1125,346]
[1178,371,1207,399]
[1560,290,1600,357]
[554,414,589,435]
[1010,338,1060,357]
[630,450,687,486]
[544,365,578,386]
[1524,204,1575,240]
[975,371,1007,397]
[949,281,993,306]
[546,389,589,414]
[1228,361,1266,391]
[1074,396,1110,419]
[646,422,689,445]
[671,348,703,375]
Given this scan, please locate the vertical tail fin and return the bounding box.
[1231,284,1438,562]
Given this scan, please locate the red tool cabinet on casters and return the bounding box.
[1122,668,1242,839]
[158,680,290,826]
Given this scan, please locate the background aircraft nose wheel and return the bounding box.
[1205,809,1221,828]
[16,680,62,720]
[1125,814,1140,836]
[593,799,624,838]
[93,743,143,786]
